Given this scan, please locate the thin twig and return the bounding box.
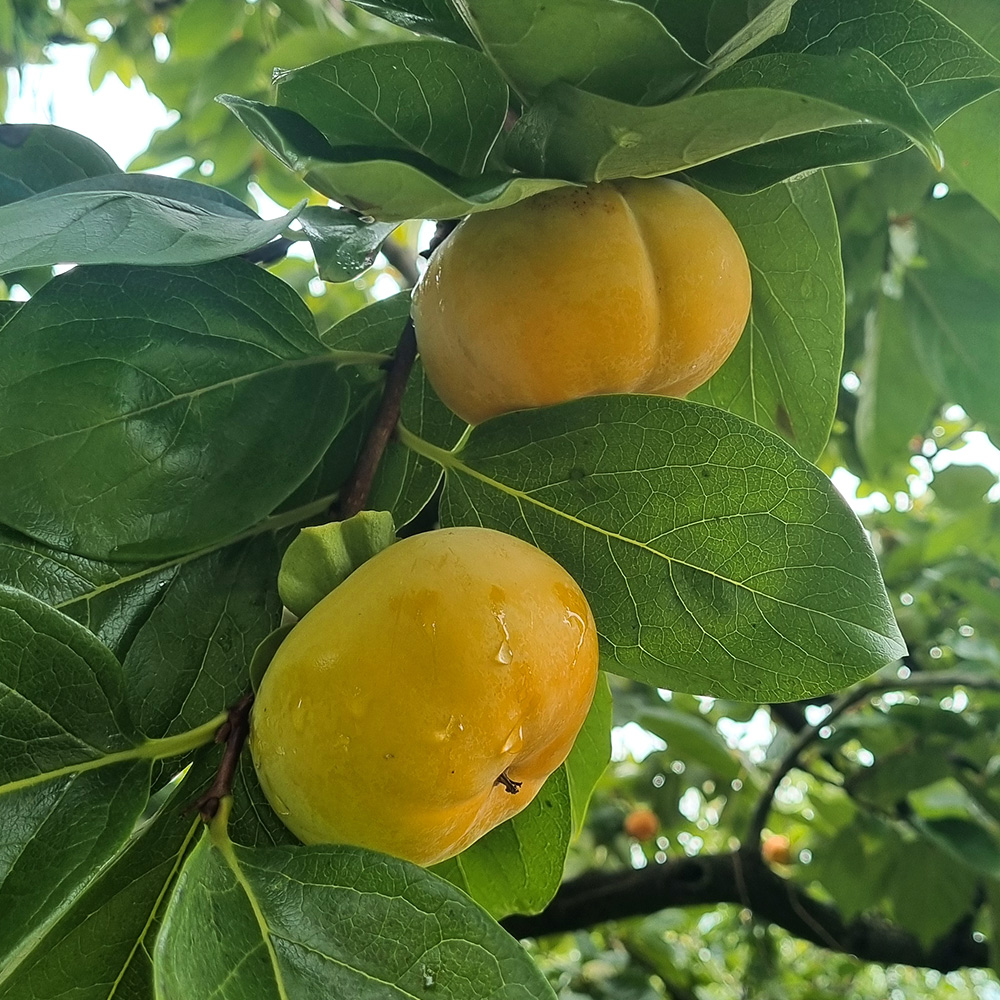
[332,219,459,522]
[193,693,255,822]
[334,318,418,520]
[379,237,420,288]
[745,671,1000,850]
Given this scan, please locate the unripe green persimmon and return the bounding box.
[250,527,599,866]
[413,178,752,425]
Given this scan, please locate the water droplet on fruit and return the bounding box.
[270,792,291,816]
[502,724,523,754]
[496,639,512,665]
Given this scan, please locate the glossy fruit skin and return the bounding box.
[762,834,792,866]
[251,527,599,867]
[412,178,751,425]
[624,807,659,842]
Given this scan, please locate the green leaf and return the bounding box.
[690,174,844,460]
[638,705,741,780]
[700,0,800,82]
[565,673,612,834]
[278,512,397,619]
[458,0,702,105]
[155,833,557,999]
[0,763,154,988]
[296,206,398,282]
[274,40,508,177]
[939,92,1000,222]
[348,0,475,44]
[121,535,284,738]
[432,768,573,919]
[0,259,349,560]
[757,0,1000,124]
[916,816,1000,880]
[0,585,136,777]
[0,176,302,273]
[0,123,120,207]
[249,624,296,693]
[932,464,998,509]
[855,293,939,486]
[221,96,569,221]
[410,395,905,701]
[0,586,153,983]
[506,49,941,183]
[689,125,910,195]
[906,193,1000,441]
[0,758,210,1000]
[886,838,977,947]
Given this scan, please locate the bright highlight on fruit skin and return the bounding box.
[412,177,752,425]
[250,526,600,867]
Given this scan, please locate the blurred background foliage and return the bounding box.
[5,1,1000,996]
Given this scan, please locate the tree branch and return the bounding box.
[192,692,254,821]
[500,851,988,972]
[747,671,1000,850]
[331,219,459,521]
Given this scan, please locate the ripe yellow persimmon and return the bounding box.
[250,526,599,866]
[412,178,751,425]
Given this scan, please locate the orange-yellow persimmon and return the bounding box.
[624,807,660,842]
[250,527,599,866]
[762,834,793,866]
[412,178,751,425]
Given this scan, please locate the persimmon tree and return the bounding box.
[3,2,1000,998]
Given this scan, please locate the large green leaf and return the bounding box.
[506,49,940,182]
[404,396,905,701]
[564,673,612,833]
[457,0,702,105]
[0,587,149,984]
[155,832,558,999]
[0,758,211,1000]
[0,123,119,207]
[0,174,301,273]
[906,193,1000,442]
[274,40,508,177]
[757,0,1000,123]
[855,293,939,486]
[121,535,284,739]
[221,96,568,221]
[0,259,349,561]
[691,174,844,460]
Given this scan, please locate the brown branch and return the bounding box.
[334,318,418,520]
[746,671,1000,851]
[332,219,459,522]
[500,851,988,972]
[192,693,254,822]
[379,237,420,288]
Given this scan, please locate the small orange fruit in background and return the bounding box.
[251,527,599,866]
[624,807,660,842]
[412,178,751,425]
[762,834,793,865]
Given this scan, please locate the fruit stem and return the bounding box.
[495,769,522,794]
[192,692,255,822]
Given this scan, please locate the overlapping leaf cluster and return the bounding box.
[3,0,1000,996]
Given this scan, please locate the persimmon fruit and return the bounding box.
[762,834,792,866]
[412,178,751,425]
[250,526,599,866]
[624,807,660,842]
